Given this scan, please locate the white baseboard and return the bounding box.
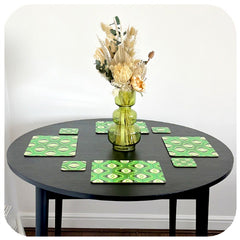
[20,212,234,231]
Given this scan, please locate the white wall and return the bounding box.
[5,5,236,232]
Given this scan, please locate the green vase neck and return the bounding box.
[115,90,136,107]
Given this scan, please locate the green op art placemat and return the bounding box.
[91,160,166,183]
[61,161,86,171]
[24,135,78,157]
[59,128,79,135]
[171,158,197,167]
[95,121,149,134]
[162,136,218,157]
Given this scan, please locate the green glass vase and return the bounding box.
[108,90,141,151]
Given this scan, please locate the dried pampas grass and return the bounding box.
[94,16,154,93]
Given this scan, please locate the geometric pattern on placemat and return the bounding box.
[59,128,79,135]
[151,127,171,134]
[91,160,166,183]
[171,158,197,167]
[95,121,149,134]
[61,161,86,171]
[24,135,78,157]
[162,136,218,157]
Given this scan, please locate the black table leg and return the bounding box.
[196,188,209,236]
[169,198,177,236]
[36,187,49,236]
[55,197,63,236]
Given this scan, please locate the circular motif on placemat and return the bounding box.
[47,143,58,148]
[175,147,185,152]
[150,168,160,173]
[94,168,104,174]
[68,163,80,168]
[38,139,49,143]
[197,148,208,152]
[122,179,133,183]
[121,168,131,174]
[45,151,56,156]
[58,147,69,152]
[107,173,118,179]
[24,151,32,156]
[35,147,45,152]
[136,174,147,179]
[188,152,199,156]
[107,163,117,169]
[134,163,144,169]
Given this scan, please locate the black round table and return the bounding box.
[7,119,233,236]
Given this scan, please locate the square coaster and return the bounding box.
[61,161,86,171]
[96,121,113,134]
[96,121,150,134]
[59,128,79,135]
[171,158,197,168]
[136,121,150,134]
[162,136,218,157]
[91,160,166,184]
[24,135,78,157]
[152,127,171,134]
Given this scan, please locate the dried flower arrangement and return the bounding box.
[94,16,154,95]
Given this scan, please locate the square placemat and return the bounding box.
[24,135,78,157]
[61,161,86,171]
[171,158,197,167]
[59,128,79,135]
[162,136,218,157]
[91,160,166,183]
[152,127,171,134]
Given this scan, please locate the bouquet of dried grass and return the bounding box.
[94,16,154,94]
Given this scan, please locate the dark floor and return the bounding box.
[24,228,223,236]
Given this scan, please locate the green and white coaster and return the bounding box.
[151,127,171,134]
[59,128,79,135]
[96,121,150,135]
[162,136,218,157]
[91,160,166,184]
[171,158,197,168]
[96,121,113,134]
[61,161,86,171]
[24,135,78,157]
[135,121,150,134]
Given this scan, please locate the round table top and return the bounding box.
[7,119,233,201]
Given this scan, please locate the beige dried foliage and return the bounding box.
[101,22,113,39]
[110,63,133,85]
[94,48,105,64]
[101,22,120,60]
[97,36,112,64]
[133,60,147,79]
[105,39,117,58]
[124,26,137,57]
[110,45,134,67]
[129,26,137,36]
[95,17,154,93]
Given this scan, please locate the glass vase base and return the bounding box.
[113,144,135,152]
